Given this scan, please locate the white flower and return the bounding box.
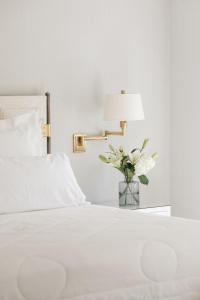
[112,159,121,168]
[131,150,141,164]
[135,156,155,176]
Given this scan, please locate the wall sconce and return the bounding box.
[73,90,144,153]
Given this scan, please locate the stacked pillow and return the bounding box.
[0,153,86,214]
[0,112,43,156]
[0,112,87,213]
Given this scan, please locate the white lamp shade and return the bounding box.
[104,93,144,121]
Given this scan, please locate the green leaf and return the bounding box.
[138,175,149,185]
[152,152,158,160]
[141,138,149,152]
[99,155,108,163]
[131,148,138,153]
[108,144,115,153]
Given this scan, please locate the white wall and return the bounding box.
[171,0,200,219]
[0,0,170,207]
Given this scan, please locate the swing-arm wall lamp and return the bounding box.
[73,90,144,153]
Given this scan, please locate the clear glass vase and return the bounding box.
[119,181,139,209]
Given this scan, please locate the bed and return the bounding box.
[0,95,200,300]
[1,206,200,300]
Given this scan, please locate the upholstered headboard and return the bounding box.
[0,92,51,154]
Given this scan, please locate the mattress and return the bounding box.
[0,205,200,300]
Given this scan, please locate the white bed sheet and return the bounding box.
[0,205,200,300]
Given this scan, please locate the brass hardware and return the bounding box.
[85,135,108,141]
[73,133,107,153]
[73,134,86,153]
[105,121,127,136]
[73,121,127,153]
[43,123,51,138]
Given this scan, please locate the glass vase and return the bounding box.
[119,181,139,209]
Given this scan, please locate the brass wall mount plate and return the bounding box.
[73,134,86,153]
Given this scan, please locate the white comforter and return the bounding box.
[0,205,200,300]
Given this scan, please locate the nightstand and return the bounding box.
[95,199,171,217]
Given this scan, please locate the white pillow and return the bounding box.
[0,112,43,156]
[0,153,87,214]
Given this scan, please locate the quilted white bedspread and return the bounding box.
[0,205,200,300]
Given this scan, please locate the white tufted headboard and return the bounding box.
[0,93,51,154]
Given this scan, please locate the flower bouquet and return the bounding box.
[99,139,158,208]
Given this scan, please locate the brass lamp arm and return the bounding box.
[85,121,127,140]
[105,121,127,136]
[73,121,127,153]
[85,135,108,141]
